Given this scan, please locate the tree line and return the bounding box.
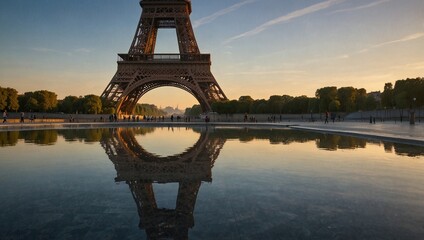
[1,77,423,115]
[0,88,166,116]
[186,77,423,115]
[381,78,424,109]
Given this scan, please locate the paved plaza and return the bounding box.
[290,121,424,146]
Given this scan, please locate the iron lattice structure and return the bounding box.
[101,0,227,114]
[100,128,226,238]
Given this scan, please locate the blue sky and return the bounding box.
[0,0,423,109]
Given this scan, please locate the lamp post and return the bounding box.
[410,97,416,125]
[310,110,313,122]
[393,106,396,123]
[384,107,386,122]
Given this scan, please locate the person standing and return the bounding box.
[20,112,25,123]
[2,110,7,123]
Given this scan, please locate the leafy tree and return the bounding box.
[226,100,238,114]
[253,99,268,114]
[381,82,394,108]
[20,90,58,112]
[184,104,202,116]
[237,96,254,113]
[365,95,377,110]
[211,101,226,114]
[0,87,8,110]
[0,86,19,111]
[26,97,39,111]
[268,95,294,114]
[328,100,341,112]
[393,78,424,108]
[316,87,338,112]
[6,88,19,111]
[355,88,367,111]
[337,87,356,112]
[58,96,79,113]
[395,91,409,109]
[82,95,102,114]
[134,104,166,116]
[307,98,320,113]
[101,98,115,114]
[34,90,57,112]
[267,95,283,114]
[286,96,309,114]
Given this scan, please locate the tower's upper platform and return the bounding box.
[140,0,192,14]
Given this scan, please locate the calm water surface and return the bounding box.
[0,127,423,240]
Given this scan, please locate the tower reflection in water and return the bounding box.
[101,127,225,239]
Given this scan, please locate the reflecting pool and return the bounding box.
[0,127,423,239]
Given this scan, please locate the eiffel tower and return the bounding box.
[101,0,227,114]
[101,127,226,238]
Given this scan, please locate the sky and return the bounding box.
[0,0,423,109]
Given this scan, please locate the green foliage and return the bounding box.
[286,96,309,114]
[134,104,166,116]
[0,87,7,110]
[252,99,268,114]
[82,95,102,114]
[316,87,338,112]
[307,98,320,113]
[6,88,19,111]
[328,100,341,112]
[33,90,58,112]
[395,91,409,109]
[2,77,424,116]
[59,96,79,113]
[365,95,377,110]
[19,90,57,112]
[267,95,285,114]
[337,87,356,112]
[381,82,394,108]
[0,86,19,111]
[355,88,367,111]
[184,104,202,116]
[237,96,254,113]
[393,78,424,108]
[101,98,115,114]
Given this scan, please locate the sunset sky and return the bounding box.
[1,0,423,109]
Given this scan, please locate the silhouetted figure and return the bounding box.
[2,110,7,123]
[325,111,329,124]
[20,112,24,123]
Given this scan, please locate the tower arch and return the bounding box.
[101,0,227,114]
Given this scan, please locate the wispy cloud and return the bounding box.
[359,32,424,53]
[30,47,93,55]
[224,0,345,44]
[225,69,306,76]
[393,61,424,70]
[74,48,92,53]
[193,0,255,28]
[31,48,72,56]
[332,0,390,14]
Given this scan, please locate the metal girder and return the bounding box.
[101,0,227,114]
[100,127,226,238]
